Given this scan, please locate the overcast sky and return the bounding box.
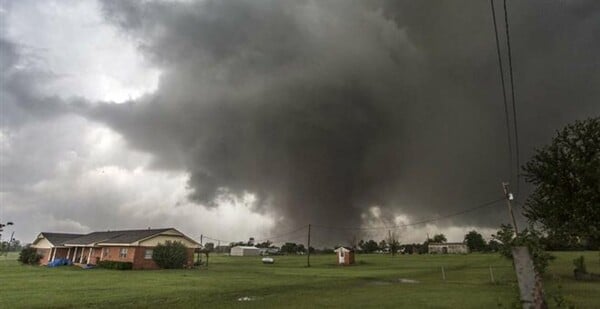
[1,0,598,246]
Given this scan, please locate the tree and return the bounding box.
[280,242,298,254]
[432,234,447,243]
[523,117,600,248]
[464,230,487,252]
[492,224,554,274]
[204,242,215,252]
[359,240,379,253]
[18,246,42,265]
[378,240,387,252]
[152,241,188,269]
[255,240,272,248]
[386,231,401,256]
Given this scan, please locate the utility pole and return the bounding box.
[502,182,519,235]
[388,230,393,256]
[307,224,311,267]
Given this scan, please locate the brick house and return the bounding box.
[31,228,200,269]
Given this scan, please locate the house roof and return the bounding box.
[64,228,174,246]
[39,233,86,246]
[334,246,354,252]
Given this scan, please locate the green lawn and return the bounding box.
[1,251,598,308]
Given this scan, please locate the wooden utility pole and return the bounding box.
[502,182,519,235]
[307,224,311,267]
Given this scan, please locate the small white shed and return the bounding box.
[230,246,260,256]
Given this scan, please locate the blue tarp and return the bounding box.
[47,258,72,267]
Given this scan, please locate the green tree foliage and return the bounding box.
[280,242,298,254]
[432,234,447,243]
[152,241,188,269]
[378,240,387,252]
[492,224,554,274]
[523,117,600,248]
[18,246,42,265]
[464,230,487,252]
[359,240,379,253]
[255,240,272,248]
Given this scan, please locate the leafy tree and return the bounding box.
[487,239,500,252]
[280,242,298,254]
[386,232,401,256]
[255,240,272,248]
[359,240,379,253]
[18,246,42,265]
[378,240,387,252]
[203,242,215,252]
[464,230,487,252]
[523,117,600,248]
[432,234,447,243]
[152,241,188,269]
[297,244,306,253]
[492,224,554,274]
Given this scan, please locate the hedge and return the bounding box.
[97,260,133,270]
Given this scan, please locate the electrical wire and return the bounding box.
[490,0,514,185]
[503,0,521,197]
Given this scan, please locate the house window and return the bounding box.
[340,251,344,258]
[144,249,153,260]
[103,248,110,257]
[119,248,128,258]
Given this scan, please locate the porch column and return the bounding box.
[87,247,93,264]
[79,247,85,263]
[47,248,54,262]
[100,247,105,261]
[73,247,78,262]
[51,248,57,261]
[66,248,71,259]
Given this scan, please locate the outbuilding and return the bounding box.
[334,247,355,265]
[230,246,260,256]
[428,242,469,254]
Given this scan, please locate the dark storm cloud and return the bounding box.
[86,0,600,231]
[8,0,596,234]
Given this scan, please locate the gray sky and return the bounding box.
[1,0,598,245]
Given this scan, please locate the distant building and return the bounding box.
[334,247,355,265]
[428,242,469,254]
[230,246,260,256]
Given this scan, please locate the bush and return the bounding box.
[97,260,133,270]
[18,247,42,265]
[152,241,188,269]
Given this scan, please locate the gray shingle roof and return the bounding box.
[41,233,86,246]
[64,228,173,245]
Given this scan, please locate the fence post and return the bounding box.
[489,266,495,283]
[441,266,446,281]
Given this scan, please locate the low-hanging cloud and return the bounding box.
[86,0,600,232]
[3,0,599,241]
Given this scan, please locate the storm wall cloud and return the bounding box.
[1,0,599,242]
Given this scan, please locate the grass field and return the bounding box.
[1,251,599,308]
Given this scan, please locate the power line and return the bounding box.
[311,197,505,231]
[490,0,514,184]
[200,225,308,245]
[503,0,521,197]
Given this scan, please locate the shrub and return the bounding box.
[152,241,188,269]
[97,260,133,270]
[18,247,42,265]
